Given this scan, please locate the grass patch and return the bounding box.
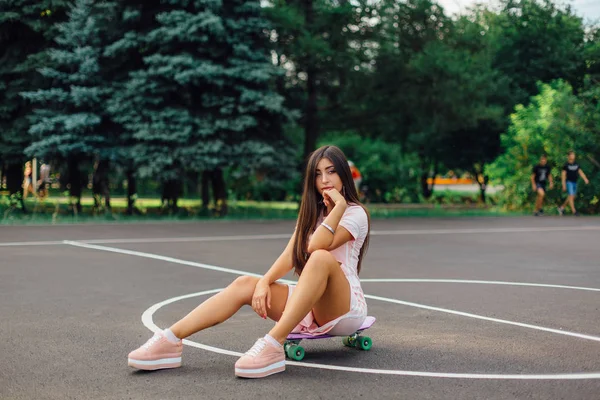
[0,195,519,226]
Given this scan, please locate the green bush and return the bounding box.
[318,131,421,203]
[488,80,600,213]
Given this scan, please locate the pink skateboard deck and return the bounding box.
[284,316,376,360]
[286,316,376,340]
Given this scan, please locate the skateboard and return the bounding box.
[284,316,376,361]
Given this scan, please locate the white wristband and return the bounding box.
[321,222,335,235]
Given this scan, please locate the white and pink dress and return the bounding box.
[286,204,369,336]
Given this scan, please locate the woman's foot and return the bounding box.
[234,337,285,378]
[128,331,183,370]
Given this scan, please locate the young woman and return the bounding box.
[128,145,371,378]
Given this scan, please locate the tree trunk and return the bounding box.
[161,179,181,213]
[67,156,83,214]
[303,70,319,162]
[186,170,199,198]
[211,168,228,217]
[420,172,434,199]
[93,159,111,213]
[419,158,436,199]
[126,169,138,216]
[302,0,319,164]
[6,163,27,213]
[201,170,211,211]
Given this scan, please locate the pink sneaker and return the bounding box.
[234,338,285,378]
[128,331,183,370]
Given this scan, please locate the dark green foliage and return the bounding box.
[0,0,597,216]
[491,0,587,103]
[21,0,119,160]
[318,132,421,203]
[109,0,288,182]
[488,81,600,213]
[0,0,69,192]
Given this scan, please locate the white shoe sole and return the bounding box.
[128,357,182,371]
[235,360,286,378]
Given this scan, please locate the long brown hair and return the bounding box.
[292,145,370,276]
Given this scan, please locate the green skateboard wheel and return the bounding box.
[357,336,372,350]
[342,336,354,347]
[286,344,305,361]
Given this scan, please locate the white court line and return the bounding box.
[372,226,600,235]
[63,241,281,281]
[1,224,599,246]
[0,240,65,247]
[65,240,600,344]
[142,290,600,380]
[0,235,290,247]
[360,279,600,292]
[82,233,291,244]
[363,294,600,343]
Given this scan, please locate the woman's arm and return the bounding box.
[307,189,352,253]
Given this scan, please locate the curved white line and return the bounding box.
[142,289,600,380]
[73,241,600,343]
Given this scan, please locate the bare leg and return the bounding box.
[568,195,576,214]
[169,276,289,339]
[537,189,546,212]
[268,250,351,344]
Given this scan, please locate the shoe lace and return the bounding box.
[245,339,267,357]
[143,333,161,350]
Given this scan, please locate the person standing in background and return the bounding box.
[558,151,590,216]
[531,154,553,216]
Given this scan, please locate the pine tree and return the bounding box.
[110,0,289,214]
[0,0,69,210]
[103,0,168,215]
[21,0,115,212]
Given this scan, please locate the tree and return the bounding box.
[21,0,115,213]
[367,0,503,198]
[0,0,69,211]
[439,12,509,203]
[265,0,377,164]
[490,0,587,104]
[110,0,289,215]
[488,80,599,212]
[103,0,169,215]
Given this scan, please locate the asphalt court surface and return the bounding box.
[1,216,600,399]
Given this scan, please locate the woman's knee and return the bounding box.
[306,249,337,270]
[309,248,331,260]
[230,275,259,301]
